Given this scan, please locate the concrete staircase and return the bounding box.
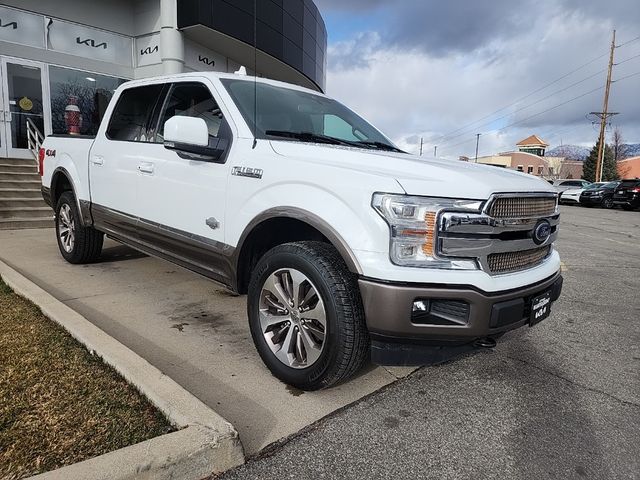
[0,158,54,230]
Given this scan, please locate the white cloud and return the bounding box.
[319,0,640,159]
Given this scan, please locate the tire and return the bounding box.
[55,191,104,264]
[622,205,633,211]
[602,197,614,209]
[247,241,369,390]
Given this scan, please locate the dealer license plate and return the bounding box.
[530,291,552,326]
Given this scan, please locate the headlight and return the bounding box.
[372,193,482,270]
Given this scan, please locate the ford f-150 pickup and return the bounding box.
[40,72,563,390]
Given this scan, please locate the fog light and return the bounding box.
[412,300,430,312]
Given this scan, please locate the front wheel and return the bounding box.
[55,191,104,264]
[247,241,369,390]
[602,197,614,209]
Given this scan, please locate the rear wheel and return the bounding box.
[247,241,369,390]
[622,205,633,211]
[55,191,103,264]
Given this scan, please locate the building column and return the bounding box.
[160,0,184,74]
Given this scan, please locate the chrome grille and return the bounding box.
[488,196,556,219]
[487,246,551,274]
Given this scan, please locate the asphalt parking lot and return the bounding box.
[1,206,638,479]
[218,205,640,479]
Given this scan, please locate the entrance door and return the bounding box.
[0,58,48,159]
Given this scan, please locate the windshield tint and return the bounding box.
[221,79,399,150]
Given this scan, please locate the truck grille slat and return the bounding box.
[439,193,558,275]
[488,197,556,219]
[487,246,551,274]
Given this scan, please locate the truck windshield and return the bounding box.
[220,78,404,153]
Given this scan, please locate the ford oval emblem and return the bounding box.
[532,220,552,245]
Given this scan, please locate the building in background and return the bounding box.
[0,0,327,159]
[618,156,640,178]
[516,134,548,157]
[475,135,583,180]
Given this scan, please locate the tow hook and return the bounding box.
[474,337,497,349]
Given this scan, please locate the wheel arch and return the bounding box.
[50,167,89,226]
[234,207,363,294]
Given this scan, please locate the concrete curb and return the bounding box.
[0,259,245,480]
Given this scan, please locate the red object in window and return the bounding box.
[38,148,45,176]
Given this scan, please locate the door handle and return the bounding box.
[138,162,154,174]
[91,156,104,166]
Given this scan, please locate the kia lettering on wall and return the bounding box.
[39,71,563,391]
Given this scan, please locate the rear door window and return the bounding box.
[106,85,165,142]
[620,180,640,188]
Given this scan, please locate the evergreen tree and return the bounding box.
[582,140,619,182]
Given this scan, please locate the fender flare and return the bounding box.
[234,206,363,275]
[50,167,91,226]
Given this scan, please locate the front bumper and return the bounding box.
[359,271,563,365]
[579,195,603,205]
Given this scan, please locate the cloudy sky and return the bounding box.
[313,0,640,158]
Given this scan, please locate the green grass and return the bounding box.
[0,277,173,480]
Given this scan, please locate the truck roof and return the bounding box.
[117,70,326,97]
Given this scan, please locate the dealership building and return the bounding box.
[0,0,327,159]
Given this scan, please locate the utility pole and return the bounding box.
[593,30,617,182]
[419,137,424,156]
[433,145,438,157]
[474,134,481,163]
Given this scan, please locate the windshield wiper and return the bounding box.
[265,130,359,147]
[354,141,406,153]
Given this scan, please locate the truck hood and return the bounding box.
[270,141,555,199]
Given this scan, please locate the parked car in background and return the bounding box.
[579,181,620,209]
[559,188,584,205]
[613,179,640,210]
[552,179,592,193]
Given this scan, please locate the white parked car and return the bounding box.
[560,182,606,205]
[38,72,563,390]
[560,188,584,204]
[552,179,591,193]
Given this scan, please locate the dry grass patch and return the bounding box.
[0,278,173,480]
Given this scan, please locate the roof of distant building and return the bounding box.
[516,135,549,147]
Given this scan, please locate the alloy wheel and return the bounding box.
[259,268,327,369]
[58,203,75,253]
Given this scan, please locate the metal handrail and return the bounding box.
[26,117,44,162]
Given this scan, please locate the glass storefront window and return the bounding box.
[49,66,126,136]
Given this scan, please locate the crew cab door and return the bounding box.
[89,84,165,239]
[136,80,234,283]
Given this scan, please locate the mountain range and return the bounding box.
[546,144,640,161]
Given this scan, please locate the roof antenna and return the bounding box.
[252,0,258,149]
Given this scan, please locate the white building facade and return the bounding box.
[0,0,327,158]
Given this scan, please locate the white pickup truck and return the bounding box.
[40,72,563,390]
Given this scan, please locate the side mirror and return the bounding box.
[163,116,226,162]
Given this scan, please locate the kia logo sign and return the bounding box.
[0,19,18,29]
[199,55,215,66]
[141,45,158,56]
[76,37,107,49]
[532,220,552,245]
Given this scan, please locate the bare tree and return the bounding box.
[611,127,628,162]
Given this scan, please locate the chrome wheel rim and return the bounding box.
[58,204,75,253]
[259,268,327,369]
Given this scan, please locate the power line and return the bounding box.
[426,50,610,145]
[616,34,640,49]
[613,70,640,82]
[440,85,604,154]
[437,68,606,148]
[615,52,640,65]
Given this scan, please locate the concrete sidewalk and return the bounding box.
[0,228,413,455]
